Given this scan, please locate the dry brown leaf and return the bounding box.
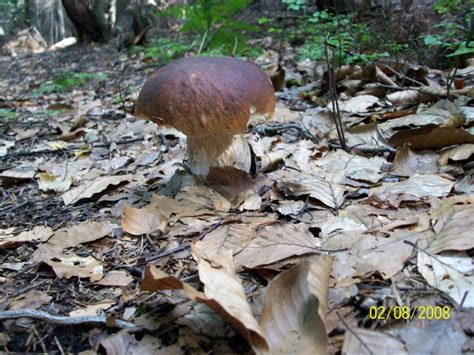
[176,185,231,212]
[95,270,134,287]
[193,249,268,352]
[391,144,439,177]
[7,289,52,310]
[0,165,36,181]
[44,221,114,250]
[396,320,468,354]
[33,247,103,281]
[234,223,321,269]
[122,204,168,235]
[438,144,474,165]
[278,173,345,209]
[423,196,474,254]
[99,330,162,355]
[69,302,114,317]
[370,174,453,207]
[327,231,422,285]
[63,174,133,205]
[206,167,255,202]
[389,126,474,150]
[277,200,306,216]
[342,328,408,354]
[0,225,53,249]
[141,255,269,353]
[338,95,381,113]
[386,89,433,106]
[315,150,387,185]
[418,253,474,307]
[194,223,256,260]
[260,256,332,354]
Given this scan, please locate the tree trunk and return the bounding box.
[61,0,106,42]
[28,0,73,44]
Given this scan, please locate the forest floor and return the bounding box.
[1,42,473,354]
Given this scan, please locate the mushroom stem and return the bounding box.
[186,134,251,176]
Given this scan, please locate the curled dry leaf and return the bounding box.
[62,174,133,205]
[141,252,269,353]
[193,248,268,352]
[278,173,345,209]
[438,144,474,165]
[69,302,114,317]
[386,89,433,106]
[259,256,333,355]
[122,204,168,236]
[418,253,474,307]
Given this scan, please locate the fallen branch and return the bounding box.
[0,309,138,329]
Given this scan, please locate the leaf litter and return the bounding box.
[0,42,473,354]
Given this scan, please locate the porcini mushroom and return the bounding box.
[135,56,275,176]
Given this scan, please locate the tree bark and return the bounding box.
[61,0,106,42]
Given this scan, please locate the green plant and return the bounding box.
[134,37,193,63]
[0,108,19,121]
[159,0,257,56]
[291,9,388,65]
[34,71,108,95]
[423,0,474,59]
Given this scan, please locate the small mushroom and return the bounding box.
[135,56,275,176]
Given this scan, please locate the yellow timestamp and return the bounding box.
[369,306,451,320]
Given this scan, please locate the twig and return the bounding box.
[336,312,374,355]
[0,309,138,329]
[380,64,425,87]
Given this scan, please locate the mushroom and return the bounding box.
[135,56,275,176]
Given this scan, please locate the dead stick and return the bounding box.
[0,309,138,329]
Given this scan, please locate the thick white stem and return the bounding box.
[186,134,251,176]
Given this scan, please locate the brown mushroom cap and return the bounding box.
[135,56,276,137]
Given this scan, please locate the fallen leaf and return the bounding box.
[259,256,332,354]
[122,204,168,235]
[338,95,381,113]
[37,172,72,192]
[95,270,134,287]
[370,174,453,207]
[234,223,321,269]
[99,330,162,355]
[424,196,474,254]
[43,221,114,250]
[33,247,103,281]
[342,328,408,354]
[391,144,439,177]
[389,126,474,150]
[418,253,474,307]
[0,225,53,249]
[69,302,114,317]
[438,144,474,165]
[278,173,345,209]
[8,289,52,310]
[62,174,133,205]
